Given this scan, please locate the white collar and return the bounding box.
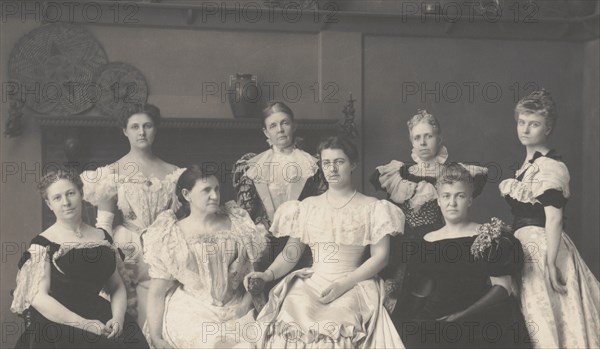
[411,145,449,165]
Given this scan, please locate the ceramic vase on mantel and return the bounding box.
[227,73,260,118]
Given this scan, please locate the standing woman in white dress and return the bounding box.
[499,90,599,348]
[81,103,185,326]
[246,136,406,348]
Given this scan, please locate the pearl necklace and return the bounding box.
[326,190,358,209]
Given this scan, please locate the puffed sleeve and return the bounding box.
[531,157,570,208]
[80,165,118,206]
[364,200,405,245]
[225,201,269,263]
[471,218,524,296]
[11,244,50,314]
[270,200,306,241]
[372,160,417,204]
[481,232,524,277]
[142,210,178,280]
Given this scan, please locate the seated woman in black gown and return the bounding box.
[10,169,149,348]
[399,163,530,348]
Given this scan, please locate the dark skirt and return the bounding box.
[14,297,149,349]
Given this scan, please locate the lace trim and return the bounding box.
[499,179,536,204]
[271,200,405,246]
[244,149,318,184]
[143,202,268,280]
[411,145,449,164]
[10,245,50,314]
[116,167,185,231]
[500,157,570,204]
[52,240,115,261]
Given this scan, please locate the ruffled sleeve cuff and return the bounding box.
[80,166,118,206]
[270,200,305,241]
[142,210,178,280]
[374,160,417,204]
[499,178,535,203]
[364,200,405,245]
[10,244,49,314]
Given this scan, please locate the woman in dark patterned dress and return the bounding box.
[11,169,149,349]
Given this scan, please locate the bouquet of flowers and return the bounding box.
[471,217,509,259]
[470,217,524,276]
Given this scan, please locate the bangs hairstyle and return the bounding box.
[262,101,294,127]
[175,165,216,218]
[436,163,475,197]
[317,135,359,164]
[38,168,83,200]
[119,103,162,129]
[514,89,557,134]
[407,109,442,136]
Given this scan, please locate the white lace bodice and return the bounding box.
[81,166,185,233]
[142,202,268,306]
[270,198,405,246]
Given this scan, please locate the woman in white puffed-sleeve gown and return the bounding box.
[81,103,184,326]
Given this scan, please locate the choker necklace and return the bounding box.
[326,190,358,209]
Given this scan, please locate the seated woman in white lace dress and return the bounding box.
[245,136,406,348]
[143,166,268,349]
[80,103,184,325]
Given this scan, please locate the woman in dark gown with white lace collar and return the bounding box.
[11,169,148,348]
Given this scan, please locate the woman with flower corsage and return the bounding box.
[11,169,149,348]
[398,163,530,349]
[233,101,327,271]
[499,90,599,348]
[370,109,487,318]
[246,136,406,348]
[143,166,268,348]
[80,104,185,326]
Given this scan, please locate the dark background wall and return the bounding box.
[1,9,598,348]
[363,35,584,242]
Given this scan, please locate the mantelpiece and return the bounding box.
[36,115,339,130]
[34,0,600,41]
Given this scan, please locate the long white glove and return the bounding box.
[96,210,115,236]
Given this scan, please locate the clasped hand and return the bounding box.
[84,317,123,339]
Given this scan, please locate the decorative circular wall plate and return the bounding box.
[93,62,149,118]
[8,23,108,116]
